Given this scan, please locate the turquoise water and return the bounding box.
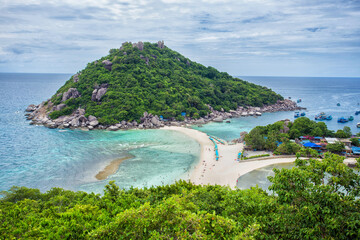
[0,73,199,193]
[0,73,359,193]
[194,76,360,141]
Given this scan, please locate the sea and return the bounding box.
[0,73,359,194]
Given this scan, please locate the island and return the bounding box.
[25,41,301,130]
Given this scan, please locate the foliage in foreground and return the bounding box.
[48,42,283,124]
[1,154,360,239]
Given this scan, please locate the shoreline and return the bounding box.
[163,126,297,188]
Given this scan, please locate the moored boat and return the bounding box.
[348,116,354,121]
[294,112,300,118]
[337,117,348,123]
[315,112,332,121]
[355,111,360,115]
[337,103,341,106]
[300,112,306,116]
[357,122,360,128]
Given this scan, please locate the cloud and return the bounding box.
[0,0,359,76]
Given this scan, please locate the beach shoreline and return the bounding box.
[163,126,297,188]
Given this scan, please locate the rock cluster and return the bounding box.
[157,40,165,49]
[91,83,108,102]
[72,73,80,83]
[25,99,304,131]
[132,41,144,51]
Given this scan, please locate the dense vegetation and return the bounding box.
[1,153,359,239]
[48,42,283,124]
[244,117,355,154]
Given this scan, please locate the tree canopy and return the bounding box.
[1,154,359,239]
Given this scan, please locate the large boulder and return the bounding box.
[62,88,80,102]
[157,40,165,49]
[194,118,205,124]
[107,126,119,131]
[88,115,97,122]
[91,87,107,101]
[213,116,223,122]
[102,60,112,71]
[25,104,37,112]
[151,116,160,126]
[132,41,144,51]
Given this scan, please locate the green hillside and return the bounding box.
[48,41,283,125]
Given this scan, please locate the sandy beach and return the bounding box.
[95,155,133,180]
[163,126,297,188]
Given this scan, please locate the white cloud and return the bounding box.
[0,0,359,76]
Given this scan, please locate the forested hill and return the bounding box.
[45,41,283,125]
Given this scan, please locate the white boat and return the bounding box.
[357,122,360,128]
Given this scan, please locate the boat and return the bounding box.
[315,112,332,121]
[337,117,348,123]
[348,116,354,121]
[337,103,341,106]
[297,99,302,103]
[355,111,360,115]
[294,112,300,118]
[357,122,360,128]
[300,112,306,116]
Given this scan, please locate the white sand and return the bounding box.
[163,126,297,188]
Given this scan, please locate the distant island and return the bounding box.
[25,41,301,130]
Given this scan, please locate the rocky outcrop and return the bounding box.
[62,88,80,102]
[132,41,144,51]
[140,55,149,65]
[102,60,112,71]
[213,116,223,122]
[26,104,37,112]
[157,40,165,49]
[91,84,108,102]
[73,73,80,83]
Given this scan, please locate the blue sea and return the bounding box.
[0,73,359,193]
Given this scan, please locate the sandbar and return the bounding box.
[96,155,133,180]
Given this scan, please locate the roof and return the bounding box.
[314,137,323,139]
[352,147,360,154]
[340,139,352,143]
[325,137,339,144]
[303,142,322,148]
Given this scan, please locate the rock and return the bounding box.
[102,60,112,71]
[70,118,80,127]
[75,108,86,116]
[138,124,144,129]
[213,116,223,122]
[88,115,97,122]
[132,41,144,50]
[249,111,255,116]
[54,104,67,111]
[171,122,181,126]
[151,116,160,126]
[186,60,190,66]
[241,112,248,117]
[62,88,80,102]
[63,123,70,128]
[25,104,37,112]
[73,73,80,83]
[255,112,262,116]
[91,87,107,101]
[107,126,119,131]
[194,118,205,124]
[88,126,94,130]
[157,40,165,49]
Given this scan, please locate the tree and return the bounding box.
[244,127,266,150]
[343,126,352,138]
[326,141,345,153]
[350,138,360,147]
[335,130,348,138]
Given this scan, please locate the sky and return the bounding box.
[0,0,359,77]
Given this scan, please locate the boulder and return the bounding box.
[88,115,97,122]
[62,88,80,102]
[75,108,86,116]
[25,104,37,112]
[241,112,248,117]
[133,41,144,50]
[73,73,80,83]
[138,124,144,129]
[194,118,205,124]
[151,116,160,126]
[70,118,80,127]
[88,120,99,127]
[107,126,119,131]
[91,87,107,101]
[88,126,94,130]
[54,104,67,111]
[255,112,262,116]
[213,116,223,122]
[102,60,112,71]
[157,40,165,49]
